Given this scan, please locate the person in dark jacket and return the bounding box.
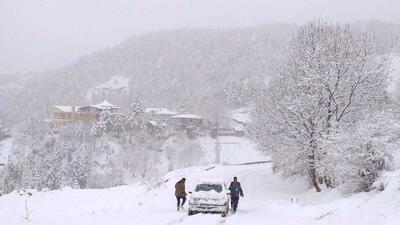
[175,178,187,211]
[228,176,244,212]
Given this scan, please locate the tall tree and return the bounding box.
[126,99,145,144]
[251,21,389,192]
[91,110,112,148]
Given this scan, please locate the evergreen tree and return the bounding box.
[126,100,145,144]
[70,144,89,188]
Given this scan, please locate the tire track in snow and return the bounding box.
[165,215,188,225]
[219,165,270,225]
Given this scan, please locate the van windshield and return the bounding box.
[195,184,223,193]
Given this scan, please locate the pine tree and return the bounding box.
[91,110,113,148]
[126,100,145,144]
[70,144,89,188]
[112,114,124,138]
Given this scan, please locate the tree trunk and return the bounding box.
[308,122,321,192]
[93,136,96,152]
[129,129,132,144]
[308,154,321,192]
[100,135,103,148]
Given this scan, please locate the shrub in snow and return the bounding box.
[323,114,398,193]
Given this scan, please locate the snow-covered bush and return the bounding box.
[323,113,399,193]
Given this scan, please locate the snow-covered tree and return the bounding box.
[251,21,389,192]
[2,159,23,193]
[91,110,113,149]
[69,144,89,188]
[126,99,145,144]
[154,122,167,139]
[112,114,124,138]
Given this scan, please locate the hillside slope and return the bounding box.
[0,24,295,126]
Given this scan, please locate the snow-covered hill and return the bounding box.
[0,24,295,126]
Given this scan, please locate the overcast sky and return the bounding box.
[1,0,400,72]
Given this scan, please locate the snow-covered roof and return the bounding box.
[90,100,120,110]
[53,105,79,113]
[148,120,166,127]
[148,120,158,126]
[145,108,178,115]
[171,114,202,119]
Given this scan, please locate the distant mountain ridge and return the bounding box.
[0,22,399,127]
[0,24,296,126]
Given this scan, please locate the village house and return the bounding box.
[49,105,80,128]
[167,114,203,131]
[144,108,178,121]
[49,100,120,128]
[78,100,120,124]
[144,108,177,135]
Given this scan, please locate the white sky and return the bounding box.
[1,0,400,72]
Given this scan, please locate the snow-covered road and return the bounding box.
[1,162,400,225]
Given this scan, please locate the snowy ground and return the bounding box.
[0,138,13,164]
[198,136,269,165]
[2,160,400,225]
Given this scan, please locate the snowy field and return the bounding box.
[1,161,400,225]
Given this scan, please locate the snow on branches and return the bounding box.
[251,20,391,192]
